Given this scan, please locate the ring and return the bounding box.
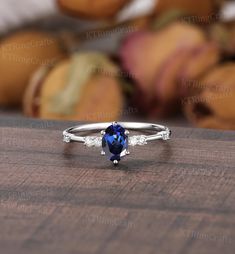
[63,122,171,165]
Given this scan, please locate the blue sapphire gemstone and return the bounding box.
[102,123,128,162]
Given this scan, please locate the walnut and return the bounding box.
[57,0,131,19]
[24,52,124,122]
[155,0,223,20]
[0,30,66,107]
[120,21,220,117]
[184,63,235,130]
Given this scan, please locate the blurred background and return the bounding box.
[0,0,235,130]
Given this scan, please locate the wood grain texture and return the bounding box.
[0,118,235,254]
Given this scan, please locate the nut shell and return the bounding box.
[0,30,66,107]
[24,55,124,122]
[184,63,235,130]
[155,0,222,18]
[58,0,130,19]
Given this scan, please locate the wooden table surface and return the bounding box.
[0,117,235,254]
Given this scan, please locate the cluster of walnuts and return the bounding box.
[0,0,234,129]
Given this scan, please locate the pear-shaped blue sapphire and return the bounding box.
[102,123,128,162]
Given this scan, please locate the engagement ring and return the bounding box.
[63,122,171,165]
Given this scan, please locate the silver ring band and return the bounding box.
[63,122,171,165]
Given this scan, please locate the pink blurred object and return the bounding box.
[120,22,220,118]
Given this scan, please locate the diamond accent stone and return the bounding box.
[63,135,71,143]
[128,135,147,146]
[162,129,171,141]
[84,136,102,147]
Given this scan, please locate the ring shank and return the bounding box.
[63,122,171,143]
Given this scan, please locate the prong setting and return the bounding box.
[125,130,130,135]
[126,150,130,155]
[63,135,71,143]
[113,160,119,166]
[162,128,171,140]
